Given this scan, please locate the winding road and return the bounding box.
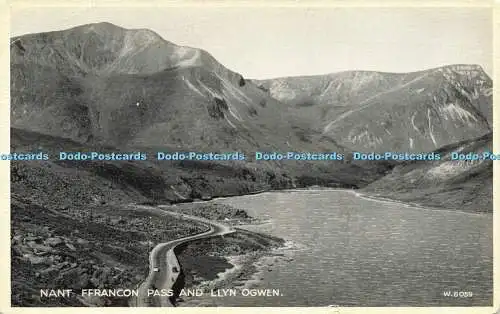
[128,205,235,307]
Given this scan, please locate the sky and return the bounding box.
[10,6,493,79]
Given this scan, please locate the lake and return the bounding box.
[183,189,492,306]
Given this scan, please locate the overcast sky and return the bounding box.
[10,6,493,79]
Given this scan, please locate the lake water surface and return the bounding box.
[185,189,492,306]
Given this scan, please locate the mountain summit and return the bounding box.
[11,22,205,75]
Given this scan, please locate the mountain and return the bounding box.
[10,22,327,153]
[362,132,493,213]
[253,65,492,152]
[10,22,494,195]
[11,22,492,156]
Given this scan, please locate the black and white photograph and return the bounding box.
[7,4,494,308]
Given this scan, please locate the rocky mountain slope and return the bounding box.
[10,127,293,306]
[254,65,492,152]
[362,132,493,212]
[10,22,323,153]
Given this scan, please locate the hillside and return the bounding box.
[254,65,492,152]
[362,132,493,213]
[10,127,293,307]
[10,127,296,203]
[10,22,321,154]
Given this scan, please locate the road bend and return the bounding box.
[129,205,235,307]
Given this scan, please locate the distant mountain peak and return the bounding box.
[440,64,485,71]
[80,21,121,30]
[253,63,492,153]
[73,22,165,46]
[437,64,490,78]
[69,21,126,37]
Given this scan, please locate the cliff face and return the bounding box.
[254,65,492,153]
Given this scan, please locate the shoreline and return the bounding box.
[145,183,491,217]
[349,190,490,216]
[176,240,299,307]
[141,185,351,207]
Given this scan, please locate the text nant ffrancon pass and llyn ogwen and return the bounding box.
[40,288,282,298]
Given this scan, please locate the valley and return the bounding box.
[9,22,493,307]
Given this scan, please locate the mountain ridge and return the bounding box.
[251,63,487,79]
[253,63,492,153]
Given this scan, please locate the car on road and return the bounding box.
[153,267,160,272]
